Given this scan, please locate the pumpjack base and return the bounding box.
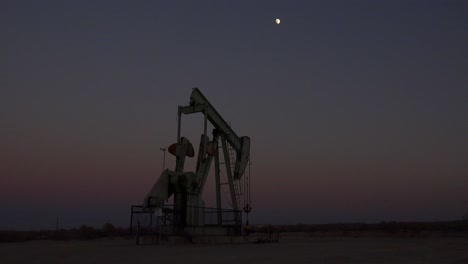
[157,233,255,245]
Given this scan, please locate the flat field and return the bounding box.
[1,236,468,264]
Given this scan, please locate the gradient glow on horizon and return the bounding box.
[1,0,467,229]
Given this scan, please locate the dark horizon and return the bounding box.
[2,0,467,230]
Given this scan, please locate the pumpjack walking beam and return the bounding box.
[178,88,250,180]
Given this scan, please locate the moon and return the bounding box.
[275,18,280,25]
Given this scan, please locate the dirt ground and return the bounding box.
[1,236,468,264]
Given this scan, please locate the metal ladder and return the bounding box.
[228,143,242,209]
[217,141,242,210]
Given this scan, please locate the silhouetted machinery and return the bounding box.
[143,88,251,236]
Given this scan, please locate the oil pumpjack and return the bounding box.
[143,88,251,236]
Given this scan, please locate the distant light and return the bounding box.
[275,18,280,25]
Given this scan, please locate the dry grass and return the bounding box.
[1,237,468,264]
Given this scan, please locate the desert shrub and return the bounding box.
[50,229,73,240]
[0,231,29,242]
[79,225,99,240]
[102,222,116,237]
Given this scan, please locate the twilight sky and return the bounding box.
[1,0,467,229]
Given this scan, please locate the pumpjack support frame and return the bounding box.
[140,88,251,237]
